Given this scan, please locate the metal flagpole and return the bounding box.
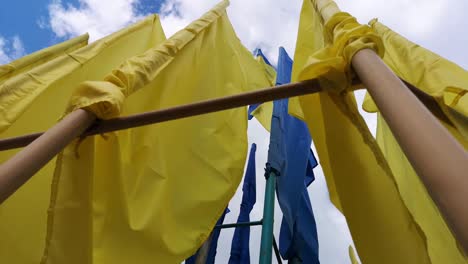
[259,168,278,264]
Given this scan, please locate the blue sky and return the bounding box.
[0,0,75,54]
[0,0,164,56]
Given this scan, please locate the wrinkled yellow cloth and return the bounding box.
[0,15,165,264]
[0,34,88,85]
[363,19,468,142]
[376,115,467,263]
[362,20,468,263]
[289,0,431,263]
[42,1,271,263]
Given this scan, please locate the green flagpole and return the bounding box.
[259,169,278,264]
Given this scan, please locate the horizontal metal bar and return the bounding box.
[215,220,263,229]
[0,77,449,152]
[0,79,322,151]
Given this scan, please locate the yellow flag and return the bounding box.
[0,34,88,84]
[0,16,165,264]
[42,1,271,263]
[363,20,468,262]
[250,52,276,131]
[289,0,430,263]
[363,19,468,144]
[348,246,359,264]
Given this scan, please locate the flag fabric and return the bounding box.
[248,49,275,130]
[186,208,230,264]
[364,20,468,142]
[288,0,432,263]
[228,143,257,264]
[266,47,319,263]
[41,1,272,263]
[0,33,88,85]
[0,15,165,264]
[361,20,468,263]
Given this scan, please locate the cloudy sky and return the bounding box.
[1,0,467,263]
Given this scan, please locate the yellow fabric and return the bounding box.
[376,115,467,263]
[250,54,276,131]
[348,246,359,264]
[289,0,431,263]
[0,16,165,264]
[0,34,88,85]
[42,1,271,263]
[363,20,468,141]
[362,20,468,262]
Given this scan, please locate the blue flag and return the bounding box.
[267,47,320,263]
[185,208,229,264]
[228,143,257,264]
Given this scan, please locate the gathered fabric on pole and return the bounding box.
[288,0,433,263]
[41,1,272,263]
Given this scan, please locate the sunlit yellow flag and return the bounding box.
[289,0,431,263]
[363,20,468,263]
[0,34,88,85]
[41,1,271,263]
[0,16,165,264]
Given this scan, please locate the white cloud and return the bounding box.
[47,0,147,41]
[0,35,26,64]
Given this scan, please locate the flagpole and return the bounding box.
[314,0,468,252]
[352,49,468,252]
[0,109,95,204]
[259,171,277,264]
[0,80,321,204]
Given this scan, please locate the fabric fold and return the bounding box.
[362,19,468,263]
[43,1,273,263]
[288,0,432,263]
[0,14,166,264]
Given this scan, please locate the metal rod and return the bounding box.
[0,109,96,204]
[0,77,447,152]
[0,79,322,151]
[272,235,283,264]
[259,172,277,264]
[352,49,468,253]
[215,220,263,229]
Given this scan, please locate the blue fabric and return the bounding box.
[228,143,257,264]
[253,48,273,66]
[267,47,320,263]
[186,208,230,264]
[248,103,259,120]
